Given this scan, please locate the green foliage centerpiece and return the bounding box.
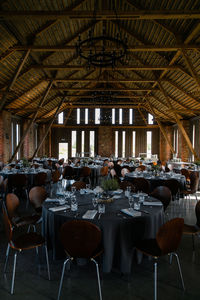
[101,178,119,192]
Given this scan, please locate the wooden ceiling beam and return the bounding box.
[181,49,200,89]
[1,10,200,20]
[6,44,200,52]
[52,87,159,92]
[158,81,199,160]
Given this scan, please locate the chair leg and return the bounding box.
[11,252,17,295]
[57,258,71,300]
[169,253,173,265]
[91,258,103,300]
[172,252,185,291]
[4,243,10,273]
[45,244,51,281]
[154,260,157,300]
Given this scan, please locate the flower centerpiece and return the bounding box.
[101,178,119,193]
[151,162,160,175]
[22,157,30,168]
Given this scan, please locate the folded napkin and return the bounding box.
[82,210,97,219]
[121,208,141,217]
[45,198,60,203]
[143,201,162,206]
[112,189,123,194]
[49,205,70,212]
[112,195,121,199]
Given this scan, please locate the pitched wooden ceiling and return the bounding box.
[0,0,200,124]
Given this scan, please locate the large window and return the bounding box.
[132,131,136,157]
[58,112,63,124]
[95,108,100,124]
[85,108,88,124]
[148,113,154,124]
[122,131,126,157]
[89,131,95,157]
[129,108,133,124]
[147,131,152,157]
[112,108,115,124]
[71,131,77,157]
[77,108,80,124]
[173,129,178,155]
[59,143,68,161]
[192,124,195,161]
[119,108,123,124]
[81,131,85,157]
[115,131,118,157]
[11,122,21,159]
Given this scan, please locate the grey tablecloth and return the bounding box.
[42,192,164,273]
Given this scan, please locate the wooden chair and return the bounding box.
[79,166,91,185]
[119,181,135,192]
[34,172,47,186]
[150,186,172,211]
[182,171,199,202]
[136,165,146,171]
[181,169,190,185]
[2,205,50,294]
[57,220,103,300]
[70,181,86,191]
[183,200,200,258]
[52,169,60,184]
[62,166,75,180]
[9,173,29,201]
[100,166,109,177]
[132,177,150,194]
[136,218,185,300]
[164,179,180,201]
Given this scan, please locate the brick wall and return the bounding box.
[98,126,114,157]
[0,111,12,163]
[159,125,173,164]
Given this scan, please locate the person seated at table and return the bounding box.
[103,159,109,166]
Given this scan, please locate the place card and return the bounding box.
[49,205,70,212]
[82,210,97,219]
[45,198,60,203]
[143,201,162,206]
[121,208,141,217]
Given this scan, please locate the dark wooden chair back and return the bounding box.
[156,218,184,255]
[164,179,180,198]
[52,169,60,183]
[58,158,64,166]
[71,181,86,191]
[63,166,74,179]
[29,186,47,212]
[137,165,146,171]
[2,204,13,243]
[6,193,20,219]
[100,166,108,177]
[189,172,199,193]
[10,174,27,188]
[60,220,102,258]
[181,169,190,181]
[120,181,135,192]
[150,186,171,211]
[80,167,91,177]
[132,177,150,194]
[34,172,47,186]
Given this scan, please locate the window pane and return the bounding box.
[11,122,14,154]
[81,131,85,157]
[147,131,152,157]
[16,124,20,159]
[115,131,118,157]
[132,131,136,157]
[90,131,95,157]
[112,108,115,124]
[192,124,195,161]
[58,112,63,124]
[95,108,100,124]
[77,108,80,124]
[148,113,153,124]
[71,131,77,157]
[129,109,133,124]
[85,108,88,124]
[59,143,68,161]
[122,131,126,157]
[119,108,123,124]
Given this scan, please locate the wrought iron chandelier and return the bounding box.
[76,2,127,68]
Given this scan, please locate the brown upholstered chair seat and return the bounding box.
[12,232,45,250]
[12,214,41,228]
[135,238,162,257]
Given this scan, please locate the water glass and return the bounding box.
[134,195,140,210]
[128,195,134,210]
[98,203,105,214]
[71,186,76,194]
[139,194,145,204]
[125,186,131,197]
[92,196,98,208]
[71,195,78,211]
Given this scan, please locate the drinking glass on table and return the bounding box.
[128,195,134,210]
[71,186,76,195]
[71,195,78,211]
[134,195,140,210]
[92,196,98,209]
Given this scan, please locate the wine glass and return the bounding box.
[92,196,98,209]
[128,195,134,211]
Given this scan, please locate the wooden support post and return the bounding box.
[9,80,53,162]
[147,99,175,154]
[31,96,65,160]
[158,82,200,160]
[181,49,200,88]
[137,106,148,125]
[0,49,31,111]
[64,108,73,125]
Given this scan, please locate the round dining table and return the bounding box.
[42,190,164,274]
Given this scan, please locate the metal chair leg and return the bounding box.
[154,260,157,300]
[169,253,173,265]
[172,253,185,291]
[45,244,51,280]
[91,258,103,300]
[4,243,10,273]
[11,252,17,294]
[57,258,71,300]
